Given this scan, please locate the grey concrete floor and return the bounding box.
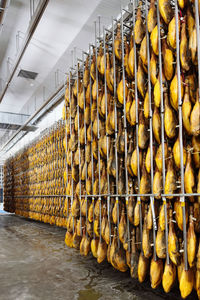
[0,214,198,300]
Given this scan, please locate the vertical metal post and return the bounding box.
[103,27,111,245]
[89,44,95,240]
[77,62,82,237]
[174,0,188,271]
[64,76,69,217]
[95,21,102,243]
[194,0,200,102]
[83,51,88,238]
[112,17,120,248]
[121,11,130,253]
[144,0,157,260]
[69,69,74,233]
[156,4,169,265]
[132,1,143,252]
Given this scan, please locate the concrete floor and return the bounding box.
[0,214,198,300]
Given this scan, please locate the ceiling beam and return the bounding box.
[0,123,37,131]
[0,0,49,104]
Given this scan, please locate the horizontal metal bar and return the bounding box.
[5,195,69,198]
[5,192,200,199]
[80,193,200,198]
[162,193,200,197]
[0,123,37,132]
[14,211,66,218]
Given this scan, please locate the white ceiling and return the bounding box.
[0,0,130,160]
[0,0,102,113]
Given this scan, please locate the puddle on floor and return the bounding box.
[77,285,102,300]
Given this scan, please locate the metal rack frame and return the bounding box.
[4,1,200,277]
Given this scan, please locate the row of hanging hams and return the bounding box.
[64,0,200,299]
[3,163,15,213]
[4,121,68,227]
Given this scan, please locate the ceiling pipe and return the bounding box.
[0,0,49,104]
[0,0,9,34]
[0,0,7,20]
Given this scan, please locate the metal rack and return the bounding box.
[63,0,200,274]
[3,1,200,290]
